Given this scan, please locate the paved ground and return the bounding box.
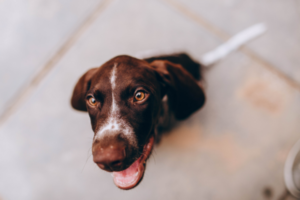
[0,0,300,199]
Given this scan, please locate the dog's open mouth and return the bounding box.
[112,136,154,190]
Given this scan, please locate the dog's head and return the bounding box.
[71,55,205,189]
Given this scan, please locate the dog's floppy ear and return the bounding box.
[150,60,205,120]
[71,68,98,111]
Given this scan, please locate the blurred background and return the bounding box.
[0,0,300,199]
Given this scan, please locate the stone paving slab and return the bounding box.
[0,0,103,117]
[157,51,300,200]
[169,0,300,84]
[0,0,300,200]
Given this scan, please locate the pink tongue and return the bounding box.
[113,159,140,184]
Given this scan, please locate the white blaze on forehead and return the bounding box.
[95,63,136,146]
[111,63,117,90]
[110,63,117,113]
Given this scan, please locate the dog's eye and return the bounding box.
[88,97,97,106]
[135,91,145,101]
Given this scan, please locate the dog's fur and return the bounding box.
[71,53,205,189]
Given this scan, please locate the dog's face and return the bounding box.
[71,55,205,189]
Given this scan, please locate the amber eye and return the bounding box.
[135,91,145,101]
[88,97,97,106]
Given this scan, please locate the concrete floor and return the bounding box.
[0,0,300,199]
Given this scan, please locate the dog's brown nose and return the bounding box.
[92,135,127,171]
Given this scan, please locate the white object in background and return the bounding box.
[284,139,300,198]
[135,23,267,66]
[200,23,267,66]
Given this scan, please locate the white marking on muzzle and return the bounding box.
[95,64,136,146]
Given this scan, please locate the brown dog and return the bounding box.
[71,53,205,189]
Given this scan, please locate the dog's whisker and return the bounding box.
[81,153,93,173]
[151,149,157,164]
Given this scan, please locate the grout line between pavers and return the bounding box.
[162,0,228,40]
[162,0,300,91]
[241,47,300,91]
[0,0,114,126]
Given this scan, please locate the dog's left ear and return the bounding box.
[150,60,205,120]
[71,68,98,111]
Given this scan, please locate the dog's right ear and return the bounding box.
[71,68,98,111]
